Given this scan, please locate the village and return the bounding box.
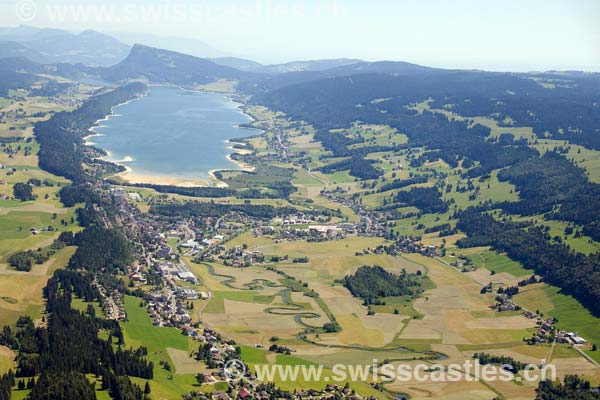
[99,173,594,400]
[95,185,391,399]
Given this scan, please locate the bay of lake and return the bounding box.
[89,86,256,182]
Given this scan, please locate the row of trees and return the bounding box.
[473,352,526,372]
[318,155,383,180]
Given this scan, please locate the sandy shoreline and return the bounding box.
[88,86,261,189]
[113,166,211,188]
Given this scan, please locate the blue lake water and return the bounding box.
[90,86,256,180]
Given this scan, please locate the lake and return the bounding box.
[89,86,256,182]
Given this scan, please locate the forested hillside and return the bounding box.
[35,82,146,181]
[251,67,600,319]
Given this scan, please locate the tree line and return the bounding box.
[457,208,600,316]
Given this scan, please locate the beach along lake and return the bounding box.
[88,86,257,184]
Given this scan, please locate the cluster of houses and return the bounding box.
[254,223,350,243]
[129,266,148,284]
[94,280,126,321]
[247,213,359,244]
[524,317,559,345]
[164,217,238,258]
[194,328,241,370]
[184,382,373,400]
[185,323,378,400]
[320,188,388,237]
[525,316,588,346]
[490,294,522,312]
[220,246,264,268]
[389,237,440,257]
[356,237,440,258]
[185,376,377,400]
[448,254,477,272]
[146,289,196,328]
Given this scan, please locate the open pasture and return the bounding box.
[0,246,75,326]
[121,295,201,400]
[396,255,536,346]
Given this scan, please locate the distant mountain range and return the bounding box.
[97,44,436,90]
[0,25,130,66]
[210,57,365,73]
[98,44,249,85]
[0,25,368,74]
[0,40,47,63]
[0,28,443,95]
[108,31,228,59]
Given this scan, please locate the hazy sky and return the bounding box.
[3,0,599,70]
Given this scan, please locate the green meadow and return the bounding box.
[467,249,531,277]
[121,295,200,399]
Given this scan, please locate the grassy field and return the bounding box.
[223,230,274,249]
[369,276,435,317]
[335,124,407,150]
[0,136,80,331]
[466,249,531,277]
[0,246,76,327]
[122,295,189,353]
[203,290,272,314]
[193,80,238,93]
[0,141,80,263]
[121,295,200,400]
[0,346,15,374]
[216,165,294,190]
